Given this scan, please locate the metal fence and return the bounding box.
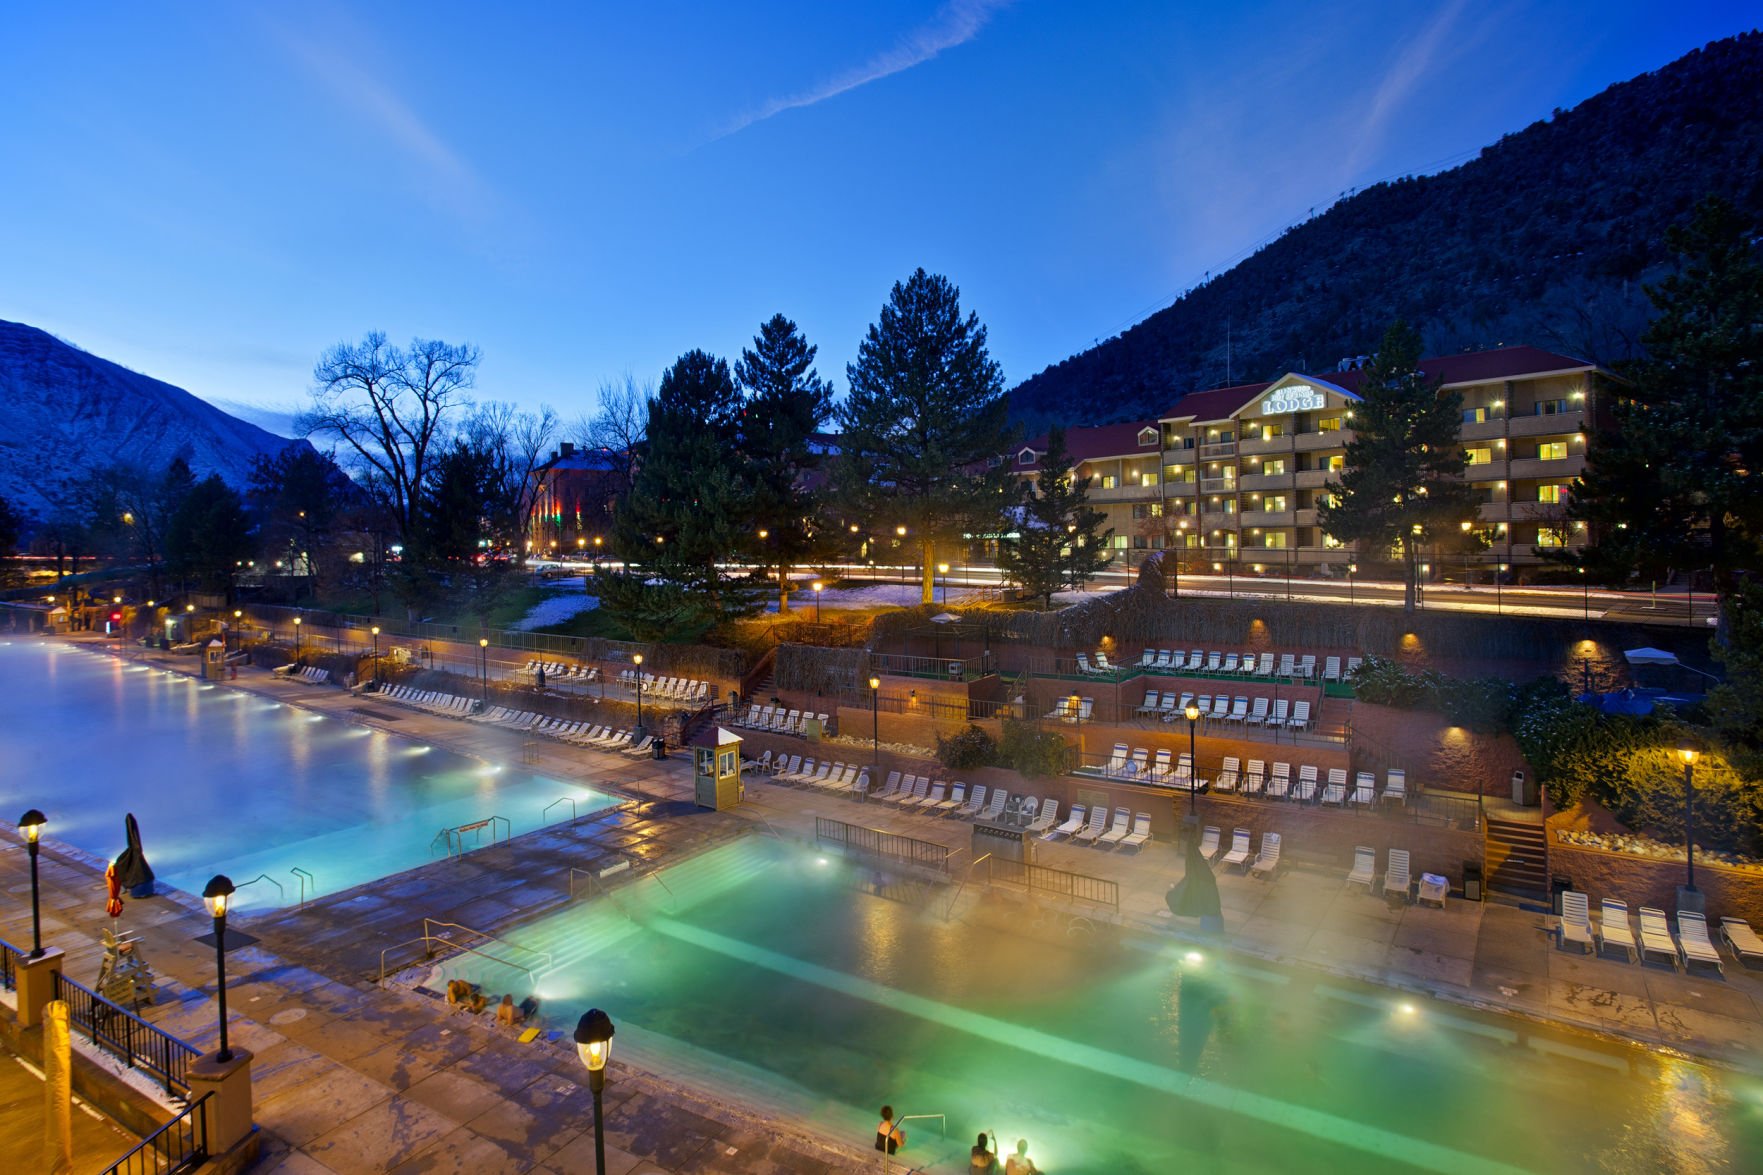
[814,817,955,874]
[52,973,199,1096]
[984,857,1119,911]
[100,1093,210,1175]
[0,937,18,991]
[870,652,988,682]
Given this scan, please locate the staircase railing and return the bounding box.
[99,1092,211,1175]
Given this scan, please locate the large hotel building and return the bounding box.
[1014,345,1606,578]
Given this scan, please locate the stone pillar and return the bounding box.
[16,948,65,1028]
[187,1049,255,1157]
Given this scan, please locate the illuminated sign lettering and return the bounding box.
[1260,385,1327,415]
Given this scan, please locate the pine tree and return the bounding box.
[1317,321,1479,611]
[998,428,1114,608]
[1572,197,1763,600]
[735,314,833,614]
[837,269,1015,604]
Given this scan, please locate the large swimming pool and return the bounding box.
[440,837,1763,1174]
[0,641,616,908]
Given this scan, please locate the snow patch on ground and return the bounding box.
[512,581,600,630]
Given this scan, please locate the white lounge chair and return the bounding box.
[1558,891,1592,953]
[1346,846,1375,890]
[1288,700,1312,730]
[1638,907,1679,968]
[1266,762,1291,800]
[1220,828,1252,870]
[1293,764,1319,803]
[1135,690,1161,717]
[1047,803,1085,839]
[1720,917,1763,968]
[1198,825,1221,862]
[1026,800,1059,835]
[1597,899,1638,962]
[1676,911,1724,975]
[1348,773,1377,806]
[956,785,989,819]
[1097,807,1133,848]
[1384,769,1407,806]
[1383,849,1410,902]
[1249,832,1281,879]
[1073,806,1110,844]
[1120,814,1152,850]
[1214,756,1240,792]
[1323,656,1342,681]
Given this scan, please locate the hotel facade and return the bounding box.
[1014,346,1606,580]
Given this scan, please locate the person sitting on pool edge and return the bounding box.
[875,1106,905,1154]
[1004,1138,1040,1174]
[495,993,522,1028]
[971,1131,999,1172]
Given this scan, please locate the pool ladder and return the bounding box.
[291,866,316,905]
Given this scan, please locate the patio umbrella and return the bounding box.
[112,812,156,898]
[1166,833,1222,928]
[930,613,960,624]
[1622,647,1679,666]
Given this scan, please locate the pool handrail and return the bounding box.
[290,866,315,905]
[378,935,544,994]
[541,796,578,825]
[943,853,992,922]
[233,872,285,904]
[432,814,513,857]
[420,918,554,975]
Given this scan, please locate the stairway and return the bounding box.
[744,671,776,703]
[1485,817,1548,898]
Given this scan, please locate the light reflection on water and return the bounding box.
[1,643,615,908]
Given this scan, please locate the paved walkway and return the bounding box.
[0,1039,138,1174]
[5,635,1761,1175]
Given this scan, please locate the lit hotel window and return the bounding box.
[1465,446,1492,466]
[1538,442,1568,461]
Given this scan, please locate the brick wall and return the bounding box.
[1349,702,1532,798]
[1548,842,1763,927]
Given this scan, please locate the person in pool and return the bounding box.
[1004,1138,1040,1174]
[875,1106,905,1155]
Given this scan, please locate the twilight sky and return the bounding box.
[1,1,1755,432]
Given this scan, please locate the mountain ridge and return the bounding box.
[1007,30,1763,429]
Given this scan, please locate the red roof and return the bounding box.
[1015,420,1162,471]
[1159,382,1269,423]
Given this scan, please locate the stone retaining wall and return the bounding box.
[1549,842,1763,926]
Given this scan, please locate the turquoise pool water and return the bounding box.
[0,641,616,908]
[442,838,1763,1175]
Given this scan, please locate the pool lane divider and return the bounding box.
[647,916,1532,1175]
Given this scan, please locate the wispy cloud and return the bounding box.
[713,0,1013,141]
[1341,0,1472,177]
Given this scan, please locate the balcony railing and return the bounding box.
[1198,441,1237,459]
[1199,478,1237,495]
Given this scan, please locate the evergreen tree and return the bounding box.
[603,350,759,636]
[1571,197,1763,601]
[249,447,349,598]
[164,476,256,599]
[735,314,834,613]
[0,492,23,587]
[998,428,1113,608]
[1708,581,1763,778]
[1317,321,1478,610]
[837,268,1015,604]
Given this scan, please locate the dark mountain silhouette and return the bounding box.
[1008,30,1763,429]
[0,319,310,523]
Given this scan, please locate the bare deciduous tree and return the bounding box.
[572,374,649,494]
[464,401,561,543]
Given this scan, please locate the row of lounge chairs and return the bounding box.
[522,660,601,683]
[731,705,830,735]
[1557,894,1762,975]
[750,753,868,796]
[1040,803,1154,849]
[617,670,711,704]
[1198,826,1283,879]
[1215,759,1407,806]
[1134,649,1363,681]
[1088,745,1205,789]
[1131,691,1313,730]
[1343,846,1444,904]
[379,685,476,716]
[291,665,330,685]
[470,708,656,757]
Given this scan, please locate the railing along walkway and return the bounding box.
[100,1092,211,1175]
[52,972,199,1096]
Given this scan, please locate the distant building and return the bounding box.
[1013,345,1608,579]
[527,442,627,557]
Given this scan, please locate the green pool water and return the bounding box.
[437,838,1763,1174]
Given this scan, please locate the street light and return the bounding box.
[202,874,237,1063]
[479,638,490,703]
[370,625,381,685]
[812,580,823,623]
[1579,566,1589,622]
[1184,704,1201,820]
[1460,520,1473,590]
[1070,691,1083,756]
[1497,563,1507,614]
[869,676,881,771]
[18,809,46,958]
[574,1009,616,1175]
[633,653,645,731]
[293,616,302,658]
[232,608,243,654]
[937,562,950,605]
[1680,746,1699,894]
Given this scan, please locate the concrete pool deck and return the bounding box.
[5,635,1762,1173]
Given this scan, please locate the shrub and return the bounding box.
[936,724,998,771]
[997,718,1068,777]
[1350,656,1515,732]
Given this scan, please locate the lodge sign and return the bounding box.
[1259,385,1327,415]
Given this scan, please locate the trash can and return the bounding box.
[1551,875,1572,915]
[651,738,666,760]
[1462,861,1483,902]
[1511,770,1536,806]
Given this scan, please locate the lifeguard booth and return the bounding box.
[203,638,227,681]
[694,727,743,810]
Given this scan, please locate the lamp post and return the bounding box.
[232,608,243,654]
[869,676,881,771]
[479,638,490,702]
[202,875,236,1063]
[895,525,908,587]
[1070,691,1083,757]
[574,1009,616,1175]
[293,615,302,658]
[1347,562,1356,606]
[18,809,45,958]
[1580,566,1589,622]
[812,580,823,624]
[1460,520,1473,591]
[632,653,645,731]
[370,625,381,684]
[1680,746,1699,895]
[1184,704,1200,819]
[937,562,950,605]
[1497,563,1507,615]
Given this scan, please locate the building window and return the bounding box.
[1099,474,1118,489]
[1326,454,1345,472]
[1109,535,1129,550]
[1263,458,1287,476]
[1137,427,1158,447]
[1263,532,1287,549]
[1463,406,1490,424]
[1140,472,1158,488]
[1264,495,1288,513]
[1018,449,1036,465]
[1320,532,1344,549]
[1317,415,1343,432]
[1538,484,1571,504]
[1465,446,1493,466]
[1163,465,1196,483]
[1536,526,1570,548]
[1534,399,1569,416]
[1538,441,1568,461]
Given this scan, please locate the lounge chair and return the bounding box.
[1205,651,1223,673]
[1270,698,1290,727]
[1220,828,1252,871]
[1384,769,1408,806]
[1346,656,1363,676]
[1125,747,1150,780]
[1320,774,1346,805]
[1044,697,1074,721]
[1103,743,1130,777]
[1198,825,1221,861]
[912,783,948,811]
[1638,907,1680,968]
[1266,762,1291,800]
[956,785,989,819]
[1597,899,1638,962]
[1349,773,1377,806]
[1226,696,1250,724]
[1097,807,1133,848]
[1155,650,1174,670]
[1026,800,1059,835]
[1214,756,1240,792]
[1720,918,1763,968]
[1249,832,1282,879]
[1383,849,1410,902]
[1277,653,1296,678]
[1288,700,1312,730]
[1139,648,1160,668]
[1094,652,1115,673]
[1253,653,1274,677]
[1676,911,1723,975]
[1047,803,1085,839]
[1346,846,1375,890]
[1242,759,1265,796]
[1073,806,1111,844]
[977,790,1008,822]
[1557,891,1593,953]
[1221,653,1239,674]
[1150,748,1173,784]
[1323,656,1342,681]
[1120,814,1152,850]
[1293,764,1318,803]
[1246,697,1270,726]
[1135,691,1162,717]
[933,784,966,814]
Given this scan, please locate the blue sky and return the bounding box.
[2,1,1756,432]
